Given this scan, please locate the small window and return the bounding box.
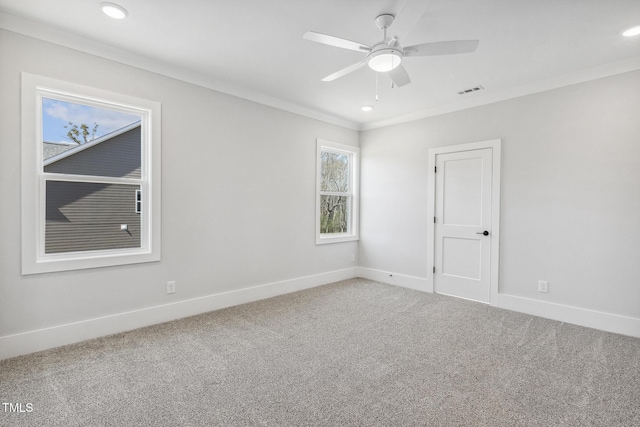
[21,73,161,274]
[316,139,359,244]
[135,189,142,214]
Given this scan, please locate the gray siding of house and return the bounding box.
[45,181,141,254]
[44,127,141,178]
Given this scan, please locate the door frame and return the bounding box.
[426,139,502,305]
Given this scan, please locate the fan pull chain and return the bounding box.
[375,72,379,102]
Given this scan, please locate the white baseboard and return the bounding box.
[357,267,430,292]
[4,268,637,360]
[497,294,640,338]
[358,267,640,338]
[0,267,358,361]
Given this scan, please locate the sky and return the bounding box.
[42,98,140,144]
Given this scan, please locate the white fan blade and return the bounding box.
[391,0,433,40]
[322,60,368,82]
[388,64,411,87]
[404,40,479,56]
[303,31,371,52]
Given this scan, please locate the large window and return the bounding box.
[316,139,359,244]
[21,73,161,274]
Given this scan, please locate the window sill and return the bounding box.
[316,234,359,245]
[23,248,160,275]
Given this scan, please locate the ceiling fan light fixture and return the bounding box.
[101,2,128,19]
[622,25,640,37]
[368,49,402,72]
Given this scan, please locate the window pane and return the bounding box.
[42,98,141,178]
[319,195,349,234]
[320,151,350,192]
[45,181,141,254]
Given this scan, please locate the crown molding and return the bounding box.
[0,11,359,131]
[3,11,639,133]
[360,55,640,131]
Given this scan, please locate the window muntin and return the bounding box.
[316,140,359,244]
[21,73,161,274]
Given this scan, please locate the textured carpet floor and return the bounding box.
[1,278,639,426]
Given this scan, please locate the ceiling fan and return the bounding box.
[303,11,479,87]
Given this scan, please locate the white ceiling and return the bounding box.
[1,0,639,130]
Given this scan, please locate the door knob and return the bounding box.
[476,230,489,236]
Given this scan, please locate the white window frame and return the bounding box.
[21,73,161,275]
[316,139,359,244]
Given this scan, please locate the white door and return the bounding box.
[434,148,493,303]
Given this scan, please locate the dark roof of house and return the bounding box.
[43,141,78,160]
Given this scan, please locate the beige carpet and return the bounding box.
[1,278,639,426]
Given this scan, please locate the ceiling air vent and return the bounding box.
[458,85,484,95]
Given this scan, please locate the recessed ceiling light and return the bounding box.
[361,105,374,112]
[101,2,128,19]
[622,25,640,37]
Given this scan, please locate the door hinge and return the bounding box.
[434,166,437,173]
[433,266,436,274]
[434,216,436,223]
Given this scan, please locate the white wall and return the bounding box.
[2,28,639,359]
[0,30,358,358]
[359,69,640,333]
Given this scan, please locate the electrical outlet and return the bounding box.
[538,280,548,293]
[351,253,356,262]
[167,281,176,294]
